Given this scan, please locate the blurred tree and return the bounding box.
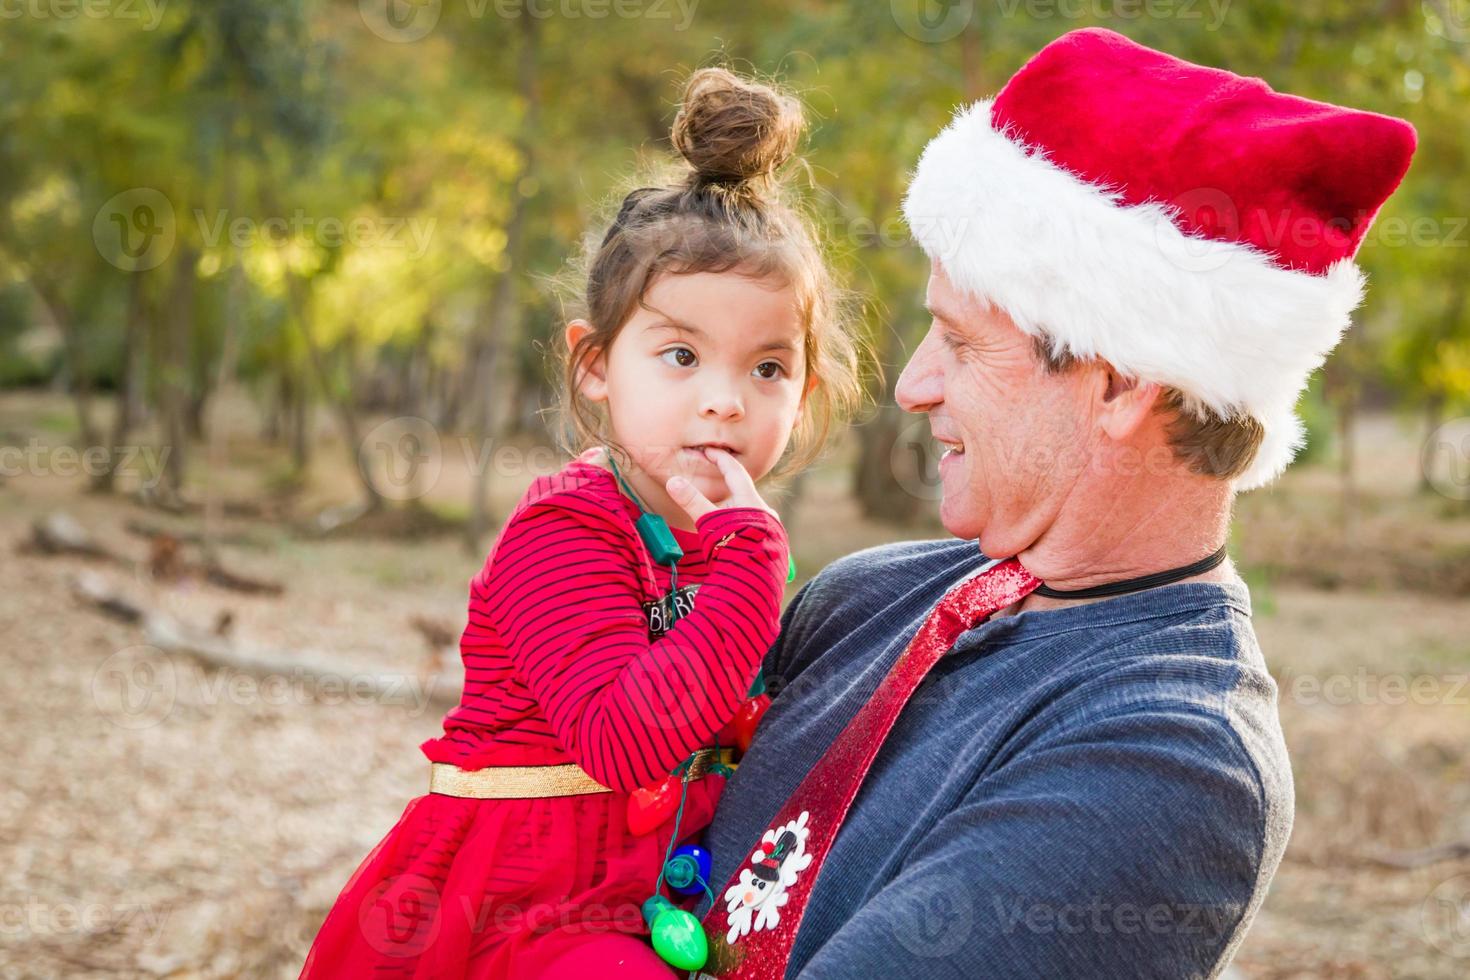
[2,0,1466,528]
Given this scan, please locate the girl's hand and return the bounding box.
[666,447,780,524]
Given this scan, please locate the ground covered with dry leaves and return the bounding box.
[2,395,1467,978]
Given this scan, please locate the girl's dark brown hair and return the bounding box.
[554,67,865,480]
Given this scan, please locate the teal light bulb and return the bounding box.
[641,895,673,926]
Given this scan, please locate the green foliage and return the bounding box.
[0,0,1465,497]
[1294,372,1335,467]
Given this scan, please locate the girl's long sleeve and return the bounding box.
[479,495,788,792]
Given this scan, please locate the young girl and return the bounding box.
[299,68,862,979]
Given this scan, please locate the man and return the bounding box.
[695,28,1415,978]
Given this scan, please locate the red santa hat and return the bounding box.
[901,28,1417,490]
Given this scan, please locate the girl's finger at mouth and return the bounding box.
[708,449,741,476]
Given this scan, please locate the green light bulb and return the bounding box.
[650,906,708,971]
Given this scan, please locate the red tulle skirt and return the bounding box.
[299,777,722,979]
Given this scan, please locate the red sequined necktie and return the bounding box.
[695,557,1042,978]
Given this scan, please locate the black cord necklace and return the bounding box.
[1034,544,1229,600]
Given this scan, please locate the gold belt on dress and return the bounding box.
[428,747,737,800]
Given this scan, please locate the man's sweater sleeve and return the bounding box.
[760,576,819,700]
[794,702,1270,979]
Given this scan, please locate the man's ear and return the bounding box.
[564,319,609,402]
[1093,363,1161,441]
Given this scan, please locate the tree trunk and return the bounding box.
[436,340,475,433]
[818,186,922,524]
[34,282,100,449]
[408,319,434,419]
[200,255,246,564]
[465,300,513,551]
[90,275,148,493]
[159,244,198,501]
[1420,282,1467,497]
[853,292,925,522]
[1322,335,1360,532]
[855,403,931,524]
[288,274,386,512]
[1337,392,1356,510]
[1420,393,1443,495]
[960,16,985,100]
[185,384,211,442]
[465,13,539,555]
[262,370,284,444]
[290,367,311,473]
[185,299,217,441]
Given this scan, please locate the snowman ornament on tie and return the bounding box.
[720,812,814,944]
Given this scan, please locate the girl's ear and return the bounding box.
[793,372,819,425]
[565,319,609,402]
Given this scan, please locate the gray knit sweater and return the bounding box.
[697,536,1293,979]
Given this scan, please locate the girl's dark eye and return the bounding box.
[661,347,697,368]
[754,361,785,380]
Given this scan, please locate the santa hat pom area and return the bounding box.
[901,29,1416,490]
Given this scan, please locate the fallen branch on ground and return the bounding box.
[29,511,286,596]
[201,560,285,596]
[23,512,125,562]
[1363,840,1470,870]
[71,572,457,709]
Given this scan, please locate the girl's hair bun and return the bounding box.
[671,67,804,188]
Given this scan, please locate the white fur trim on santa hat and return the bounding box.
[901,100,1367,491]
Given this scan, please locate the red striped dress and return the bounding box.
[300,454,789,978]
